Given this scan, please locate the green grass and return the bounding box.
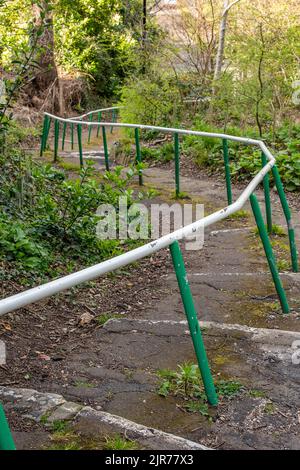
[228,209,250,220]
[277,259,290,271]
[103,434,139,450]
[252,224,286,237]
[48,428,99,450]
[249,389,266,398]
[264,402,276,415]
[58,160,81,172]
[96,312,123,326]
[45,421,138,450]
[270,224,287,237]
[172,191,191,200]
[74,380,94,388]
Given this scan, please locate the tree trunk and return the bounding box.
[29,1,61,113]
[213,0,241,81]
[213,1,229,81]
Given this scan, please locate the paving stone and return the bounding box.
[47,401,83,423]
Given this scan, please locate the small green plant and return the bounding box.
[74,380,94,388]
[103,434,139,450]
[0,215,49,271]
[215,380,243,398]
[183,400,209,416]
[277,259,290,271]
[172,191,191,200]
[51,420,70,433]
[249,389,266,398]
[157,363,242,417]
[228,210,250,220]
[96,313,122,326]
[270,225,286,237]
[264,401,276,415]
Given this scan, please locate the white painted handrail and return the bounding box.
[44,111,274,163]
[0,114,276,316]
[68,106,122,121]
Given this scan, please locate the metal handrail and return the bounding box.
[68,106,122,121]
[0,158,273,318]
[0,110,298,414]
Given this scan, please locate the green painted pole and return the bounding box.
[174,132,180,198]
[102,126,110,172]
[88,113,93,144]
[77,124,84,168]
[170,241,218,406]
[45,116,51,151]
[54,119,59,162]
[40,115,48,157]
[0,404,16,450]
[222,139,232,205]
[97,112,102,138]
[134,128,143,186]
[71,122,74,150]
[272,165,298,273]
[261,152,273,233]
[250,194,290,314]
[62,122,67,151]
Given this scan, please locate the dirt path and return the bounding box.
[1,131,300,450]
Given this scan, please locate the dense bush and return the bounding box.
[182,118,300,191]
[119,75,182,127]
[0,126,141,280]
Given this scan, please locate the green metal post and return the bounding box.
[102,126,110,171]
[134,128,143,186]
[97,112,102,137]
[170,241,218,406]
[54,119,60,162]
[77,124,84,168]
[71,122,74,150]
[261,152,273,233]
[222,139,232,205]
[250,194,290,314]
[45,116,51,150]
[0,404,16,450]
[62,122,67,151]
[174,132,180,198]
[88,113,93,144]
[272,165,298,273]
[40,115,48,157]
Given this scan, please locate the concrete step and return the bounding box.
[31,318,300,450]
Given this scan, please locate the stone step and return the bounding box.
[0,385,208,450]
[30,317,300,450]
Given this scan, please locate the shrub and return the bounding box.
[119,76,182,128]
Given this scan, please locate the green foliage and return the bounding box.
[119,75,182,127]
[0,131,143,280]
[0,215,49,270]
[215,380,242,398]
[0,1,50,133]
[103,434,139,451]
[183,117,300,191]
[55,0,138,98]
[141,142,174,163]
[96,312,122,326]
